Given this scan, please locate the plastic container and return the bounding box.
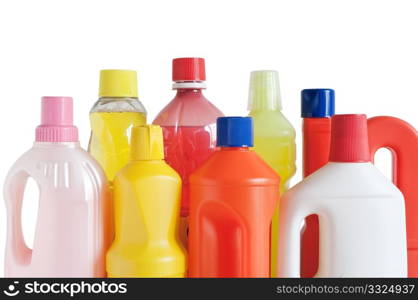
[89,69,147,182]
[106,125,186,277]
[189,117,279,277]
[153,58,224,246]
[368,116,418,277]
[300,89,335,278]
[247,70,296,277]
[4,97,111,277]
[277,114,407,277]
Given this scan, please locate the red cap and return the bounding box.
[329,114,371,162]
[172,57,206,81]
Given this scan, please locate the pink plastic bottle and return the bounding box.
[4,97,111,277]
[153,58,224,246]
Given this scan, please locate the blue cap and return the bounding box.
[301,89,335,118]
[217,117,253,147]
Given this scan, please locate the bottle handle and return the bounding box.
[368,116,418,277]
[277,192,313,277]
[4,168,33,271]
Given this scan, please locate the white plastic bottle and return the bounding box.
[277,114,407,277]
[4,97,111,277]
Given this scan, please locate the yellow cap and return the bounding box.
[99,69,138,98]
[131,125,164,160]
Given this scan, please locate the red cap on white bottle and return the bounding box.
[329,114,370,163]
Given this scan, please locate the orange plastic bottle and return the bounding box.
[368,116,418,277]
[300,89,335,278]
[189,117,279,278]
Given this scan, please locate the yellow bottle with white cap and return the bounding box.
[106,125,186,277]
[89,70,147,182]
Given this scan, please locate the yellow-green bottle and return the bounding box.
[106,125,186,277]
[247,70,296,277]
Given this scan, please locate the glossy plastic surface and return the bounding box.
[217,117,253,147]
[277,162,407,277]
[189,148,279,277]
[153,89,223,246]
[89,97,146,181]
[4,142,111,277]
[368,116,418,277]
[301,89,335,118]
[302,115,418,278]
[249,110,295,276]
[247,71,296,277]
[106,125,186,277]
[301,117,332,277]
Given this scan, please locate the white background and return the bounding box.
[0,0,417,276]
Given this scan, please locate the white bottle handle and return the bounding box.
[4,169,33,271]
[276,192,314,277]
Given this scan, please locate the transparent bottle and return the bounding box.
[88,70,147,182]
[153,58,224,246]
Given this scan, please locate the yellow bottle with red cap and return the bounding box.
[106,125,186,277]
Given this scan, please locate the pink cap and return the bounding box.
[329,114,371,162]
[35,97,79,142]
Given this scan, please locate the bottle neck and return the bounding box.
[174,88,204,95]
[220,147,250,151]
[172,81,206,90]
[34,141,80,148]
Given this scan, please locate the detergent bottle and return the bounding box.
[4,97,111,277]
[153,58,224,246]
[106,125,186,277]
[277,114,407,277]
[189,117,279,277]
[247,70,296,277]
[301,89,335,177]
[300,88,335,278]
[368,116,418,277]
[89,69,147,182]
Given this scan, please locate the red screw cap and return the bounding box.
[329,114,371,163]
[172,57,206,81]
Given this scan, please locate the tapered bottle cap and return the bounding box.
[329,114,370,162]
[131,125,164,160]
[248,70,282,111]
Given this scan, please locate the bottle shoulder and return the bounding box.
[249,110,295,137]
[190,150,279,186]
[116,160,181,182]
[90,97,147,114]
[287,162,403,201]
[7,144,106,177]
[153,92,224,126]
[5,144,108,191]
